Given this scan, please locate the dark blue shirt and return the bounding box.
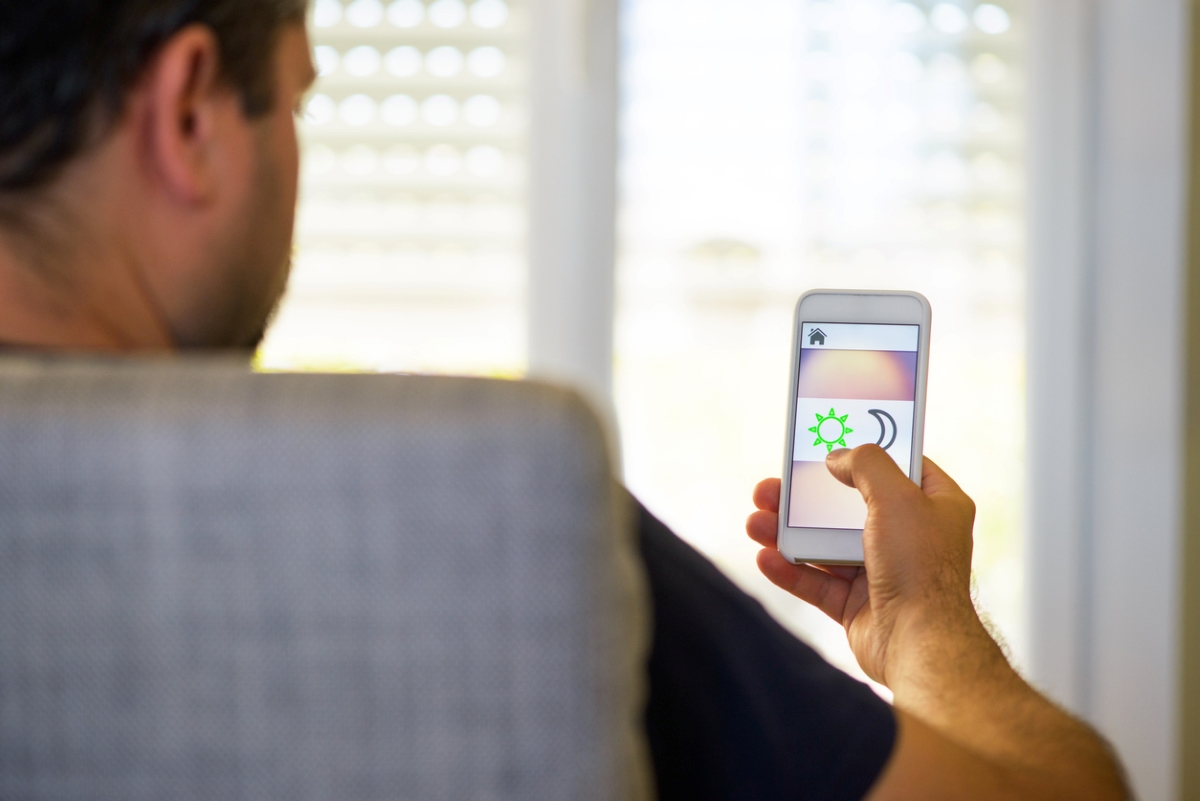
[637,498,896,801]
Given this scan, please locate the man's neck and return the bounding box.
[0,130,188,353]
[0,231,175,352]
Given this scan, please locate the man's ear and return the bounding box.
[141,24,240,204]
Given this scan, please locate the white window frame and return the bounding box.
[1026,1,1189,798]
[526,0,619,415]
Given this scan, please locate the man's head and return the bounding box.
[0,0,316,350]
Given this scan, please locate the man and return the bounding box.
[0,1,1128,798]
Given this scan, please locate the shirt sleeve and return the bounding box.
[636,495,896,801]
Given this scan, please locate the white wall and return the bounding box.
[1026,1,1189,798]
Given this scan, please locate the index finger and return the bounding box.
[920,456,963,498]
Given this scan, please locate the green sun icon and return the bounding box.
[809,407,853,452]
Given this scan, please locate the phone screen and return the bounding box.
[788,321,920,529]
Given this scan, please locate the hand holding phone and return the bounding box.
[777,289,931,564]
[750,324,1127,801]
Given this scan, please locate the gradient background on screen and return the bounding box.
[789,347,918,529]
[796,348,917,401]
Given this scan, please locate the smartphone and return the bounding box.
[777,289,931,564]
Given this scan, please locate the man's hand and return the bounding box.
[746,446,976,686]
[746,445,1129,801]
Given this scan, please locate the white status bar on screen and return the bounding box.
[801,322,919,352]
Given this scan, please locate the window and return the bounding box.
[260,0,528,377]
[265,0,1028,686]
[615,0,1027,681]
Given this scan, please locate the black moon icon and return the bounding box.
[868,409,897,450]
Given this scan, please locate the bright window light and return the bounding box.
[346,0,385,27]
[471,0,510,28]
[339,94,378,126]
[382,94,419,125]
[313,0,343,28]
[421,94,460,125]
[387,0,425,27]
[428,0,467,28]
[314,45,340,76]
[342,45,382,77]
[930,3,969,33]
[305,93,336,125]
[425,144,462,175]
[385,45,423,76]
[468,46,507,77]
[384,144,421,175]
[616,0,1029,682]
[890,3,925,33]
[342,144,379,175]
[973,4,1011,34]
[464,94,502,126]
[426,46,465,77]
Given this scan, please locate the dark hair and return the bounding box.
[0,0,308,193]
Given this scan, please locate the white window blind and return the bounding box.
[261,0,529,377]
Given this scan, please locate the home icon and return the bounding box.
[808,328,827,346]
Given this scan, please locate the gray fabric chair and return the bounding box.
[0,357,652,801]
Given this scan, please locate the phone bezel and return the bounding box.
[778,289,932,565]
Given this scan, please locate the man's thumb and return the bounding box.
[826,444,911,505]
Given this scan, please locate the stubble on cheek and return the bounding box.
[177,24,306,351]
[174,136,295,351]
[239,251,292,349]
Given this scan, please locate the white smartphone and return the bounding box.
[777,289,931,565]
